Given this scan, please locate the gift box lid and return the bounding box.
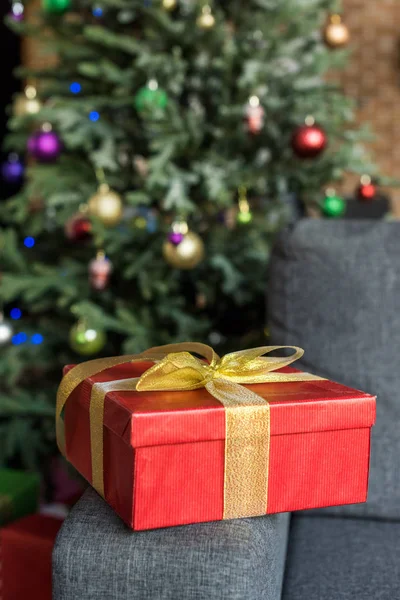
[66,363,376,448]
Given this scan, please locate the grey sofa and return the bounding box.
[53,220,400,600]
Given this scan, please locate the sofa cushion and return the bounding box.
[53,488,290,600]
[268,220,400,519]
[282,515,400,600]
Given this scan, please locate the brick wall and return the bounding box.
[339,0,400,214]
[22,0,57,70]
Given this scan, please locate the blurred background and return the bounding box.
[0,0,399,568]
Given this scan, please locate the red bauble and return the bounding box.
[357,181,376,202]
[291,122,327,159]
[65,214,92,241]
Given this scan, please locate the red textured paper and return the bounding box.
[63,364,376,530]
[0,514,63,600]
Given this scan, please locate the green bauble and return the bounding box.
[237,210,253,225]
[134,82,168,114]
[69,322,106,356]
[321,193,346,218]
[42,0,71,13]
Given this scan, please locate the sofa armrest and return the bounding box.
[53,488,290,600]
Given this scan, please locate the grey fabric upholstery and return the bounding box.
[282,515,400,600]
[53,488,290,600]
[269,220,400,519]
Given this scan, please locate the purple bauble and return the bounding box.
[9,10,24,21]
[1,156,24,183]
[27,131,62,163]
[168,231,185,246]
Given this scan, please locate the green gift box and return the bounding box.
[0,469,40,526]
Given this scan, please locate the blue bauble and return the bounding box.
[1,155,24,184]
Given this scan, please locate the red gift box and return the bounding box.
[60,352,376,531]
[0,514,63,600]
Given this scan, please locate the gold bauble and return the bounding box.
[163,231,205,270]
[13,86,42,117]
[162,0,177,10]
[197,5,215,29]
[88,184,123,227]
[323,15,350,48]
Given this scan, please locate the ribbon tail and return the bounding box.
[90,378,141,497]
[206,378,271,519]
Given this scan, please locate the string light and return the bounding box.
[89,111,100,122]
[24,236,35,248]
[10,308,22,320]
[92,5,103,17]
[31,333,44,345]
[12,332,28,345]
[70,82,82,94]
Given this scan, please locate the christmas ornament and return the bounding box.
[133,155,149,178]
[89,251,113,290]
[134,80,168,114]
[88,184,123,227]
[69,321,106,356]
[291,117,327,159]
[131,207,158,233]
[162,0,177,10]
[9,1,24,21]
[1,154,24,184]
[163,231,204,269]
[196,292,207,309]
[0,315,13,346]
[321,189,346,218]
[245,96,264,134]
[197,4,215,29]
[65,212,92,241]
[132,215,147,229]
[357,175,376,202]
[324,14,350,49]
[223,207,236,230]
[237,187,253,224]
[13,85,42,117]
[146,210,158,233]
[168,220,189,246]
[42,0,71,13]
[27,125,62,163]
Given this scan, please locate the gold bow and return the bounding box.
[56,343,322,519]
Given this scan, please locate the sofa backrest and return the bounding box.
[268,220,400,519]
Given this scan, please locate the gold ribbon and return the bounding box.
[56,343,322,519]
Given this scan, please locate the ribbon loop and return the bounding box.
[219,346,303,372]
[137,351,211,392]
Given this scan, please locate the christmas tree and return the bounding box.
[1,0,375,470]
